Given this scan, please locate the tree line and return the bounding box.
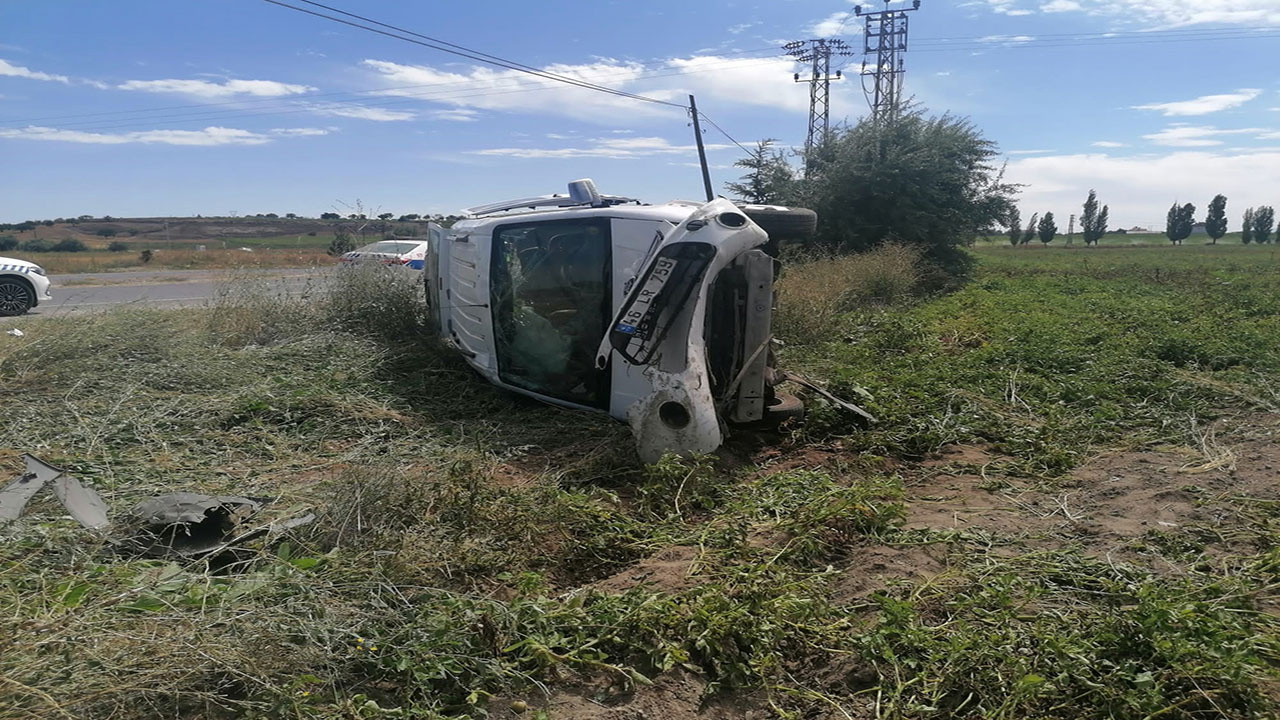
[1001,193,1274,247]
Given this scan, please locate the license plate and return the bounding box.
[615,256,677,335]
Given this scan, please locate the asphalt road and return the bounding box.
[24,268,324,315]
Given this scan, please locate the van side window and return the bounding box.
[490,218,611,407]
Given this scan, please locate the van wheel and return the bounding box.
[763,392,804,423]
[0,277,34,317]
[738,205,818,240]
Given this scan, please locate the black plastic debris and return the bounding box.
[123,493,264,557]
[0,455,110,529]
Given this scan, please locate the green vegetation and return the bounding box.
[2,249,1278,718]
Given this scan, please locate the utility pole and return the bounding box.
[1067,213,1075,246]
[783,38,852,174]
[688,94,714,202]
[856,0,921,124]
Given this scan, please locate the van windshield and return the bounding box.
[490,218,611,407]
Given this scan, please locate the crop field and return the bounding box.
[33,246,337,275]
[1,247,1278,719]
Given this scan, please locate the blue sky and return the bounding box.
[2,0,1279,228]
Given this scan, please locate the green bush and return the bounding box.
[0,235,17,251]
[107,241,130,252]
[52,238,88,252]
[19,238,52,252]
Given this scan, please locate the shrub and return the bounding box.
[139,249,154,263]
[775,243,924,344]
[0,235,17,251]
[323,263,431,345]
[796,106,1016,274]
[96,228,117,238]
[327,228,355,256]
[19,238,52,252]
[107,241,130,252]
[52,238,88,252]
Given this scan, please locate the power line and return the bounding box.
[696,112,753,155]
[261,0,687,110]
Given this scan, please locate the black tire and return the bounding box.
[763,392,805,423]
[738,205,818,240]
[0,277,34,317]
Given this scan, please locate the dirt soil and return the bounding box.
[490,671,765,720]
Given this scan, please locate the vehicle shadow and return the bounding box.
[378,341,637,479]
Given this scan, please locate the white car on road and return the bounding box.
[0,257,52,316]
[340,239,432,269]
[426,179,818,462]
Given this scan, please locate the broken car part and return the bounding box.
[0,455,109,529]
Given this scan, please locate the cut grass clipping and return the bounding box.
[2,248,1279,718]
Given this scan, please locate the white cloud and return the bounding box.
[1092,141,1128,148]
[117,78,316,98]
[1143,125,1266,147]
[430,108,479,122]
[979,34,1036,44]
[269,127,330,137]
[982,0,1034,15]
[809,11,856,38]
[360,53,825,123]
[981,0,1280,26]
[470,136,732,160]
[1008,149,1056,155]
[1257,130,1280,140]
[0,58,69,84]
[0,125,324,146]
[1008,149,1280,227]
[728,22,758,35]
[306,102,415,121]
[1132,88,1262,116]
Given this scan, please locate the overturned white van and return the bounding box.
[425,180,817,462]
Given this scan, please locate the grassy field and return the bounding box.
[32,247,337,274]
[973,231,1259,247]
[6,231,406,273]
[1,248,1277,719]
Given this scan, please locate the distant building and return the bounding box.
[1189,222,1208,236]
[1127,226,1151,233]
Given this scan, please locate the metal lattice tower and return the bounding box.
[783,38,853,169]
[856,0,921,123]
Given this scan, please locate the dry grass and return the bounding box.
[775,243,924,344]
[29,248,335,274]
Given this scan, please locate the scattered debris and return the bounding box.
[0,454,110,529]
[781,371,878,423]
[123,493,263,557]
[2,455,314,567]
[6,328,23,337]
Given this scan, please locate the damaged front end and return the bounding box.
[597,200,786,463]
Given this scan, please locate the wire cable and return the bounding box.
[696,112,753,156]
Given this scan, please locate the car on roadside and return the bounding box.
[340,238,432,269]
[0,257,52,317]
[425,179,819,462]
